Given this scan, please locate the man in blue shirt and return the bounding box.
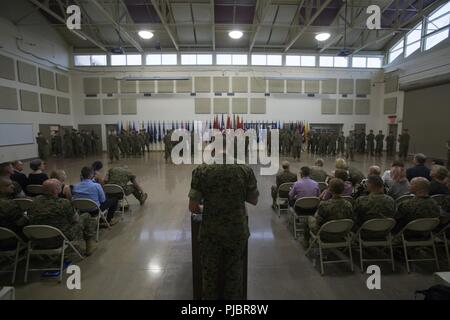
[72,167,119,225]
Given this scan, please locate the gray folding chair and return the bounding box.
[434,223,450,269]
[0,227,27,284]
[72,198,111,242]
[23,225,84,283]
[275,182,294,218]
[290,197,320,239]
[395,194,414,209]
[13,198,34,214]
[395,218,440,273]
[354,218,396,272]
[431,194,447,207]
[341,196,354,205]
[26,185,44,196]
[305,219,354,275]
[103,184,130,217]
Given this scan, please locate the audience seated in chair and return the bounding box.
[406,153,431,181]
[303,178,355,246]
[92,161,105,185]
[0,162,25,198]
[72,167,120,226]
[310,159,328,183]
[27,159,49,187]
[387,164,410,199]
[382,160,405,189]
[320,169,353,201]
[11,160,28,192]
[429,165,449,196]
[271,161,297,209]
[105,166,148,205]
[354,166,388,198]
[394,177,441,237]
[0,177,28,249]
[50,170,72,200]
[353,176,395,238]
[334,158,365,187]
[27,179,97,255]
[288,166,320,207]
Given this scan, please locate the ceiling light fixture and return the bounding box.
[315,33,331,42]
[228,30,243,39]
[138,30,154,40]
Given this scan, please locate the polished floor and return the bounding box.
[1,151,443,299]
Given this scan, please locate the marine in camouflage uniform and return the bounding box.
[51,131,62,157]
[337,132,345,155]
[27,194,96,250]
[63,130,73,158]
[106,166,147,204]
[0,179,28,248]
[375,130,384,156]
[188,161,259,300]
[345,131,355,161]
[138,131,146,154]
[75,132,84,157]
[328,133,337,156]
[292,130,302,161]
[163,130,174,162]
[36,133,49,160]
[107,132,120,162]
[394,195,440,236]
[386,132,396,157]
[271,164,297,208]
[304,194,354,243]
[398,129,410,160]
[353,193,395,238]
[366,130,375,156]
[118,131,127,156]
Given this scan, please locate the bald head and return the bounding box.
[42,179,62,197]
[410,177,430,196]
[368,165,381,176]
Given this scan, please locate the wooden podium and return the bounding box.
[191,214,248,300]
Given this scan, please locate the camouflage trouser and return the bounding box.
[292,146,301,159]
[124,184,144,201]
[70,212,97,241]
[109,148,120,161]
[200,237,246,300]
[164,147,171,161]
[399,145,409,159]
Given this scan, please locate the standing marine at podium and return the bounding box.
[188,160,259,300]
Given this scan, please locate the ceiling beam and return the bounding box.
[27,0,108,52]
[150,0,179,51]
[90,0,144,53]
[249,0,272,52]
[352,0,446,54]
[283,0,333,52]
[319,0,393,53]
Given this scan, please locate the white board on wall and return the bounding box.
[0,123,34,146]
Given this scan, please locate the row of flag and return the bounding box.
[117,119,311,143]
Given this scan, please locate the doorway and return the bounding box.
[310,123,343,134]
[354,123,366,134]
